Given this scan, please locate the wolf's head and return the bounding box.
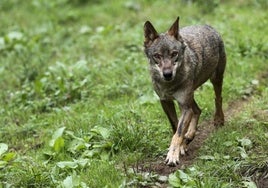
[144,17,186,82]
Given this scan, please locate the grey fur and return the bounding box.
[144,17,226,166]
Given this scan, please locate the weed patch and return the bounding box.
[0,0,267,187]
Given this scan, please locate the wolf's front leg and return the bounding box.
[165,109,193,166]
[160,100,178,133]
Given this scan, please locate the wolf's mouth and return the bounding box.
[163,76,173,82]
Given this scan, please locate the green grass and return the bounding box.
[0,0,267,187]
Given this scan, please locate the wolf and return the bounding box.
[143,17,226,166]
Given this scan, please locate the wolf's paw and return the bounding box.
[214,112,224,128]
[165,146,180,166]
[180,144,187,156]
[165,145,186,166]
[214,117,224,128]
[184,129,196,144]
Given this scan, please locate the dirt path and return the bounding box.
[139,96,252,176]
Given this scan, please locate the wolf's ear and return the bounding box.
[168,17,181,40]
[144,21,159,46]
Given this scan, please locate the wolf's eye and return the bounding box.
[171,51,179,59]
[153,53,162,60]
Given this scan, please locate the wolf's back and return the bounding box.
[180,25,226,88]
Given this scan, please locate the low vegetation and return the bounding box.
[0,0,267,187]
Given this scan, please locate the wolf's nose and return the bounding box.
[163,70,173,80]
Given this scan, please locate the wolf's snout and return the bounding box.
[163,70,173,81]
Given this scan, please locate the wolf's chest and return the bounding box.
[153,80,192,104]
[153,82,183,100]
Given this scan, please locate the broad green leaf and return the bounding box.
[7,31,23,41]
[2,152,16,162]
[91,127,110,139]
[100,152,109,160]
[49,127,66,148]
[0,143,8,157]
[168,173,181,187]
[79,25,92,34]
[0,161,8,169]
[73,60,88,70]
[96,26,105,33]
[62,173,82,188]
[53,127,66,139]
[67,140,87,154]
[57,161,78,169]
[43,151,56,159]
[80,182,89,188]
[82,150,96,158]
[98,127,110,139]
[223,141,234,147]
[241,152,248,159]
[53,137,65,152]
[238,138,252,148]
[65,130,80,140]
[158,175,168,182]
[74,158,89,168]
[62,176,73,188]
[238,147,248,159]
[178,170,192,183]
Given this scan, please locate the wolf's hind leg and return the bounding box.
[183,99,201,147]
[210,52,226,127]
